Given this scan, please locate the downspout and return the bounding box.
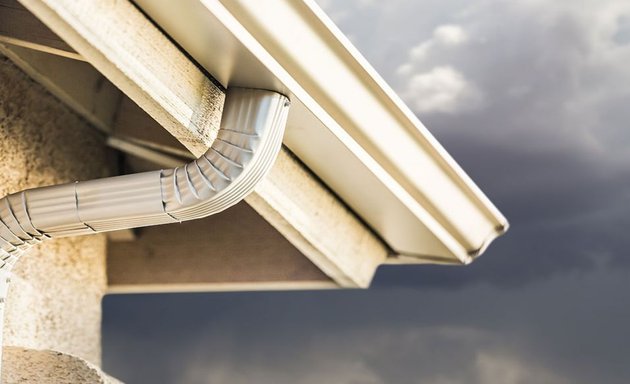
[0,87,290,367]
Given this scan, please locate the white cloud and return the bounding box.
[175,330,383,384]
[394,23,481,113]
[401,24,468,65]
[180,360,381,384]
[172,324,575,384]
[434,24,468,45]
[475,351,571,384]
[402,66,482,113]
[408,41,433,61]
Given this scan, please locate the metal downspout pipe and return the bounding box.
[0,88,290,368]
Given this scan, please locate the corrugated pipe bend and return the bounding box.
[0,86,289,282]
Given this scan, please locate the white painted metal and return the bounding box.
[0,87,288,258]
[0,88,289,370]
[133,0,508,263]
[105,136,186,169]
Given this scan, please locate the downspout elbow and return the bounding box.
[0,86,290,289]
[0,89,289,369]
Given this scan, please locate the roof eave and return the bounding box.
[134,0,509,263]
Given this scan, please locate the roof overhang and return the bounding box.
[134,0,508,264]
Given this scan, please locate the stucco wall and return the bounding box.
[2,347,121,384]
[0,54,110,365]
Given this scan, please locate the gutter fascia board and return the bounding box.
[134,0,507,263]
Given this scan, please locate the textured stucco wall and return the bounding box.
[0,54,110,366]
[2,347,121,384]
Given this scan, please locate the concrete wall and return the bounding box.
[0,54,110,367]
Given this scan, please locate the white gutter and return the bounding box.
[0,88,290,368]
[134,0,508,264]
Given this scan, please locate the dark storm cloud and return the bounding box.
[103,1,630,383]
[316,0,630,287]
[104,264,630,383]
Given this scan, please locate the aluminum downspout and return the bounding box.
[0,88,290,365]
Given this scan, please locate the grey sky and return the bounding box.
[103,1,630,383]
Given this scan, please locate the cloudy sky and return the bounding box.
[103,1,630,383]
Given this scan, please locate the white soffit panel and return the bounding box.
[133,0,509,264]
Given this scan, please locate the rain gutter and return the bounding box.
[133,0,508,264]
